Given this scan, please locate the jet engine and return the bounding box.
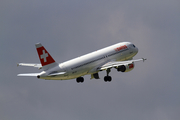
[117,62,134,72]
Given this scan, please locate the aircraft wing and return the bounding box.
[98,58,146,71]
[17,63,42,69]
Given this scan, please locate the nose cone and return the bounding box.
[135,47,138,53]
[133,46,138,56]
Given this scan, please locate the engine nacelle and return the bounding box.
[117,63,135,72]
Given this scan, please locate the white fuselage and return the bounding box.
[39,42,138,80]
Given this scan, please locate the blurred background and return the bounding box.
[0,0,180,120]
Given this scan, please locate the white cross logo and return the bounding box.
[40,50,48,62]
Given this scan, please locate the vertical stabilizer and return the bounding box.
[35,43,58,70]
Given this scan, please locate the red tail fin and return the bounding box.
[35,43,57,68]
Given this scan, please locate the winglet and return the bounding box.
[142,58,147,62]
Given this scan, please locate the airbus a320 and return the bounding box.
[17,42,146,83]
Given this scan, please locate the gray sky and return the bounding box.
[1,0,180,120]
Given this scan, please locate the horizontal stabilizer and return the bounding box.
[17,63,42,69]
[17,73,40,76]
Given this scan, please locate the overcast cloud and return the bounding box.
[1,0,180,120]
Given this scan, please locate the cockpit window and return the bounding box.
[132,44,136,47]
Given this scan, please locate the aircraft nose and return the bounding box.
[135,47,138,53]
[133,46,138,55]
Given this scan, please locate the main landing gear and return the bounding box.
[76,68,113,83]
[76,77,84,83]
[104,68,112,82]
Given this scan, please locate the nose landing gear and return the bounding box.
[104,76,112,82]
[76,77,84,83]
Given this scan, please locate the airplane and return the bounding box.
[17,42,146,83]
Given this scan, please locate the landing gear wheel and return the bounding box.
[76,77,84,83]
[104,68,112,82]
[104,76,112,82]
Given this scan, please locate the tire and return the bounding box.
[76,77,84,83]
